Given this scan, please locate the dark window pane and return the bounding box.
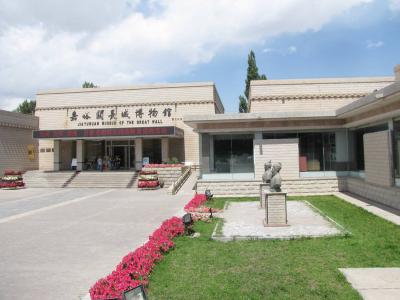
[394,120,400,178]
[214,136,231,173]
[213,134,254,173]
[231,135,254,173]
[263,132,297,139]
[299,133,323,171]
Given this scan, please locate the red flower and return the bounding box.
[89,217,185,300]
[184,194,207,212]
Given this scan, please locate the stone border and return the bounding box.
[302,200,351,236]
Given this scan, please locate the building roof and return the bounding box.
[37,81,216,95]
[0,109,39,129]
[250,76,394,86]
[184,80,400,130]
[336,81,400,116]
[248,76,394,112]
[184,110,337,124]
[36,81,224,111]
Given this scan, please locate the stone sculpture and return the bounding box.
[270,162,282,192]
[262,160,272,184]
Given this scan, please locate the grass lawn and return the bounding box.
[148,195,400,299]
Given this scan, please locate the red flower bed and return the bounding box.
[0,181,24,188]
[138,170,157,175]
[137,180,159,188]
[3,170,22,176]
[184,194,207,212]
[143,164,184,168]
[90,217,184,300]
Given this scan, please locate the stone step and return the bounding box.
[23,171,76,188]
[67,171,137,188]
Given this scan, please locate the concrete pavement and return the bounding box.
[340,268,400,300]
[335,192,400,226]
[0,188,189,299]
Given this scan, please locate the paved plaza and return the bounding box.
[219,201,342,240]
[0,188,188,299]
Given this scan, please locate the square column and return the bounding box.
[53,140,61,171]
[161,138,169,163]
[76,140,85,171]
[135,138,143,170]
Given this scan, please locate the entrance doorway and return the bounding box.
[143,139,162,164]
[105,140,135,170]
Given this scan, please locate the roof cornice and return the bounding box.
[250,93,367,101]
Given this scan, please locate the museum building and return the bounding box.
[186,65,400,210]
[33,65,400,210]
[34,82,224,171]
[0,109,38,175]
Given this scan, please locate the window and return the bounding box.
[394,120,400,179]
[263,132,297,139]
[213,134,254,173]
[263,131,346,172]
[299,132,336,172]
[349,123,388,171]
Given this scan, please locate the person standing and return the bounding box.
[71,157,77,170]
[97,157,103,172]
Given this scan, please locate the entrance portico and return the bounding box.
[34,126,184,171]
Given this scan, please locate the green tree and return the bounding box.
[15,99,36,114]
[239,95,248,113]
[238,50,267,113]
[82,81,98,88]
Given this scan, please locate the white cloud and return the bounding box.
[389,0,400,12]
[262,48,274,53]
[0,0,372,110]
[287,46,297,54]
[366,40,384,48]
[262,46,297,55]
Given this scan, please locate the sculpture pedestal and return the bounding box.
[263,192,288,227]
[259,183,269,208]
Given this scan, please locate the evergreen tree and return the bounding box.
[238,50,267,112]
[15,99,36,114]
[82,81,97,88]
[239,95,247,113]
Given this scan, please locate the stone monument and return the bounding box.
[259,160,272,208]
[264,162,288,227]
[270,162,282,192]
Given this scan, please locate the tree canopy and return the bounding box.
[15,99,36,114]
[238,50,267,113]
[82,81,98,88]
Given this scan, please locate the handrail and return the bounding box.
[168,166,192,195]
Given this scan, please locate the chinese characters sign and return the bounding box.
[67,105,176,129]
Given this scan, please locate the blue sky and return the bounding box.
[171,1,400,112]
[0,0,399,112]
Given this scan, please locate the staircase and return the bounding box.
[67,171,138,188]
[23,171,76,188]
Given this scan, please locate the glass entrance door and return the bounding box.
[113,146,127,169]
[105,140,136,170]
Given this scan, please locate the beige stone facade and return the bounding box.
[35,82,223,170]
[364,130,393,187]
[187,68,400,211]
[254,138,299,180]
[0,110,39,175]
[249,77,394,113]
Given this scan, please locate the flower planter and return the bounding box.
[1,170,25,189]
